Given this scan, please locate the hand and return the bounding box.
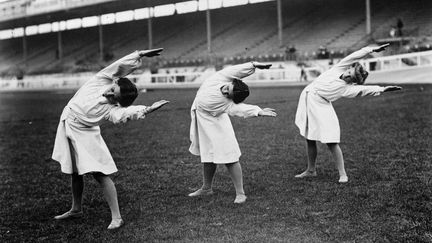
[139,48,164,57]
[148,100,170,113]
[372,43,390,53]
[252,61,272,69]
[258,108,277,117]
[383,86,402,92]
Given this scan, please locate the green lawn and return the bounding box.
[0,84,431,242]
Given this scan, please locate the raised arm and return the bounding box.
[342,84,401,98]
[97,48,163,81]
[218,61,272,81]
[107,100,169,124]
[336,44,389,69]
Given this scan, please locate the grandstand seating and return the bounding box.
[1,0,432,75]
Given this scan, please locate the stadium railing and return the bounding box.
[361,50,432,72]
[1,50,432,91]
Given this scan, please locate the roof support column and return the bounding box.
[365,0,371,34]
[277,0,283,47]
[206,0,212,54]
[98,16,104,61]
[57,30,63,61]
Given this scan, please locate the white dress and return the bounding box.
[295,47,385,143]
[52,51,150,175]
[189,63,262,164]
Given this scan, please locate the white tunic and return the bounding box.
[189,63,262,164]
[295,47,385,143]
[52,51,150,175]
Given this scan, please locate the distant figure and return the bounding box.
[103,47,114,62]
[15,66,25,87]
[397,18,404,36]
[284,46,290,61]
[51,48,169,230]
[318,46,329,59]
[300,65,308,82]
[188,61,277,204]
[389,26,396,38]
[294,44,402,183]
[284,45,297,61]
[329,57,335,67]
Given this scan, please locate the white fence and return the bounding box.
[361,50,432,73]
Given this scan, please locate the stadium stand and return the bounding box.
[1,0,432,76]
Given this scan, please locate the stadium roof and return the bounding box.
[0,0,197,29]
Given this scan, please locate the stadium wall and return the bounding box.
[1,50,432,92]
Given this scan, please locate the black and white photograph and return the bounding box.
[0,0,431,242]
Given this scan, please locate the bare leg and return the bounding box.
[71,173,84,211]
[226,162,247,204]
[202,163,217,190]
[327,143,348,182]
[306,139,318,172]
[295,139,318,178]
[92,172,124,229]
[225,162,244,196]
[54,140,84,220]
[92,173,121,220]
[188,163,216,196]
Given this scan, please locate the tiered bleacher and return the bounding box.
[1,0,432,78]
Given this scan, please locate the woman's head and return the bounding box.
[221,79,250,104]
[341,62,369,84]
[103,77,138,107]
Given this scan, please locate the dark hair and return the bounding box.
[351,62,369,84]
[232,79,250,104]
[117,77,138,107]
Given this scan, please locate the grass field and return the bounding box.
[0,84,431,242]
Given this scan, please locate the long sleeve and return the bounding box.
[226,103,261,118]
[342,85,385,98]
[107,105,148,124]
[96,51,143,81]
[335,47,374,69]
[218,62,256,81]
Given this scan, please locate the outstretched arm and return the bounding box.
[107,99,169,124]
[138,48,164,58]
[383,85,402,92]
[258,108,277,117]
[97,48,163,81]
[336,44,389,69]
[226,103,277,118]
[251,61,272,70]
[218,61,272,81]
[342,84,402,98]
[145,100,170,113]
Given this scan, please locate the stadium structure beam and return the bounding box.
[99,17,104,61]
[22,32,27,65]
[277,0,283,47]
[365,0,371,35]
[206,0,212,54]
[57,30,63,61]
[148,16,153,49]
[147,0,153,49]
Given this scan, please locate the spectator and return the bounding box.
[299,65,308,82]
[318,46,329,59]
[329,58,334,67]
[15,66,25,88]
[284,45,297,61]
[103,48,114,62]
[397,18,404,37]
[389,26,396,38]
